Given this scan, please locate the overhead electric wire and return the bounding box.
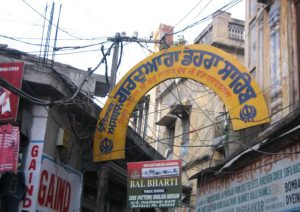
[0,17,44,28]
[101,45,110,93]
[54,40,109,51]
[162,79,219,148]
[5,36,108,41]
[158,98,300,152]
[165,0,242,37]
[193,0,214,20]
[0,43,115,105]
[3,0,298,173]
[136,41,154,54]
[182,81,217,125]
[0,34,111,57]
[64,101,300,174]
[22,0,87,40]
[45,41,128,57]
[127,66,300,152]
[99,97,300,161]
[0,34,50,48]
[173,0,205,28]
[68,43,114,101]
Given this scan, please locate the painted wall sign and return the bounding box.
[21,106,49,211]
[21,141,44,211]
[36,154,82,212]
[94,44,270,161]
[0,62,24,121]
[127,160,182,208]
[196,143,300,212]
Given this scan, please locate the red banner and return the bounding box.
[0,62,24,121]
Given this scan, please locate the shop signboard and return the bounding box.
[127,159,182,208]
[21,141,44,211]
[36,154,82,212]
[196,143,300,212]
[0,62,24,122]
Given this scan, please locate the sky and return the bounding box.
[0,0,245,85]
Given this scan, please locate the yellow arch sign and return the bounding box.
[93,44,269,162]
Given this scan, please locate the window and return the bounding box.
[180,114,190,159]
[249,1,257,19]
[268,2,282,118]
[130,95,150,138]
[166,124,175,160]
[228,23,245,40]
[269,11,281,101]
[249,21,257,69]
[257,14,264,88]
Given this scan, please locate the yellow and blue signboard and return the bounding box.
[93,44,270,162]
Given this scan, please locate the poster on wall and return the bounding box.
[36,154,82,212]
[0,62,24,122]
[127,160,182,208]
[196,143,300,212]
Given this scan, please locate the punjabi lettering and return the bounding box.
[108,103,123,134]
[219,61,257,104]
[98,102,114,132]
[102,49,259,136]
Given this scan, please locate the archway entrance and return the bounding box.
[93,44,269,162]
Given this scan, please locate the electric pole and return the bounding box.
[96,32,121,212]
[95,32,161,211]
[109,32,121,92]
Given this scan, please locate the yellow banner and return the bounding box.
[93,44,270,162]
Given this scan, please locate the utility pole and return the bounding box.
[95,32,121,212]
[109,32,121,92]
[95,32,161,211]
[106,32,160,92]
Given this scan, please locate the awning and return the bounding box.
[189,123,300,180]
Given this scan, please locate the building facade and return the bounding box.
[193,1,300,211]
[137,12,246,211]
[0,45,163,212]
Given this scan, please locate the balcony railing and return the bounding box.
[228,23,244,41]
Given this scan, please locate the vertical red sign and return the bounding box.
[0,62,24,121]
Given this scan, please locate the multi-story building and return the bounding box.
[135,12,246,210]
[193,1,300,211]
[0,44,163,212]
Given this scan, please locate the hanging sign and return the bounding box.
[196,143,300,212]
[127,160,182,208]
[0,62,24,122]
[94,44,270,161]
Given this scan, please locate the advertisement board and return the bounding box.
[0,62,24,122]
[127,160,182,208]
[36,154,82,212]
[196,143,300,212]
